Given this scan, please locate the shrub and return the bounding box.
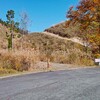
[0,49,39,71]
[94,53,100,58]
[0,67,17,75]
[39,48,94,66]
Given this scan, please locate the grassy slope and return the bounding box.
[23,33,93,65]
[0,22,84,51]
[0,23,94,75]
[24,32,84,51]
[44,22,81,38]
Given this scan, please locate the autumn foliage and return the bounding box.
[66,0,100,55]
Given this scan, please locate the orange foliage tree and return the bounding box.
[66,0,100,53]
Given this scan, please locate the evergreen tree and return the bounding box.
[6,10,15,49]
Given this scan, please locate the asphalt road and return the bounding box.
[0,68,100,100]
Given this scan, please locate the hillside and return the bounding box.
[23,32,83,51]
[0,22,94,75]
[20,32,93,65]
[44,21,91,47]
[44,22,81,38]
[44,21,99,55]
[43,31,84,45]
[0,23,93,64]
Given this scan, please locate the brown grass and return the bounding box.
[0,67,18,75]
[39,49,94,66]
[0,24,94,74]
[0,49,39,71]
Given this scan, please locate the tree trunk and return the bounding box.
[98,45,100,54]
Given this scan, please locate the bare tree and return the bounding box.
[19,11,31,49]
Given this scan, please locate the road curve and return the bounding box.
[0,68,100,100]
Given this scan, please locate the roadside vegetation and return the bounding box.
[23,33,94,65]
[0,0,99,75]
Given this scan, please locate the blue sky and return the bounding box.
[0,0,79,32]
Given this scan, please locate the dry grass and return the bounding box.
[0,21,96,77]
[0,67,18,75]
[16,33,94,66]
[0,23,94,74]
[0,48,94,76]
[0,49,39,71]
[44,22,80,38]
[39,49,94,66]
